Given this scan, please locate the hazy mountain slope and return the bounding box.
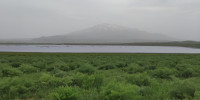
[31,24,176,43]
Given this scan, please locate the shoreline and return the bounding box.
[0,41,200,48]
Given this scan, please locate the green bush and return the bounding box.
[50,86,80,100]
[1,66,22,77]
[116,62,128,68]
[126,73,151,86]
[98,63,115,70]
[139,87,153,97]
[46,65,55,71]
[122,63,144,74]
[170,82,195,100]
[38,73,67,88]
[139,81,171,100]
[78,64,95,74]
[48,62,69,72]
[32,61,46,70]
[82,74,104,89]
[71,73,85,87]
[10,62,21,68]
[101,82,142,100]
[54,71,67,77]
[19,64,38,73]
[68,62,81,70]
[146,65,157,70]
[151,68,173,79]
[0,53,200,99]
[0,76,37,99]
[71,73,104,89]
[176,68,194,78]
[92,74,104,89]
[82,75,96,89]
[175,63,191,71]
[57,63,70,71]
[157,60,176,68]
[0,63,9,70]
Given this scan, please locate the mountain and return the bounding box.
[31,23,176,44]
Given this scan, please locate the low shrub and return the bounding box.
[19,64,38,73]
[50,86,80,100]
[0,76,37,99]
[126,73,151,86]
[122,63,144,74]
[151,68,173,79]
[71,73,85,87]
[175,63,192,71]
[116,62,128,68]
[176,68,194,78]
[78,64,95,74]
[52,62,70,71]
[71,73,104,89]
[83,74,104,89]
[170,81,195,100]
[68,62,81,70]
[32,61,46,70]
[10,62,21,68]
[101,82,142,100]
[1,66,22,77]
[38,73,67,88]
[98,63,115,70]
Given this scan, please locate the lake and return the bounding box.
[0,45,200,53]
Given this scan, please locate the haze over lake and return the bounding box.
[0,45,200,53]
[0,0,200,54]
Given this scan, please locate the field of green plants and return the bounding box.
[0,53,200,100]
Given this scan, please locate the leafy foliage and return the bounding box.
[101,82,141,100]
[50,86,80,100]
[0,53,199,100]
[78,64,95,74]
[170,81,196,100]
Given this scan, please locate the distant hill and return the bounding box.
[31,23,176,43]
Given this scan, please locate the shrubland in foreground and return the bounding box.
[0,53,200,100]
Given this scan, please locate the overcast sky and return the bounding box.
[0,0,199,40]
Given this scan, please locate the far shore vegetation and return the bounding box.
[0,41,200,48]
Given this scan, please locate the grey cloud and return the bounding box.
[0,0,199,40]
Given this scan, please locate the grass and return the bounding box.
[0,53,200,100]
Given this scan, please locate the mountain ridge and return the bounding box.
[31,23,176,43]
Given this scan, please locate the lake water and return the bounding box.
[0,45,200,53]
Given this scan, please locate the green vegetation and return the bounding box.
[124,41,200,48]
[0,41,200,48]
[0,53,200,100]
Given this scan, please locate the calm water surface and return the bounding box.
[0,45,200,53]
